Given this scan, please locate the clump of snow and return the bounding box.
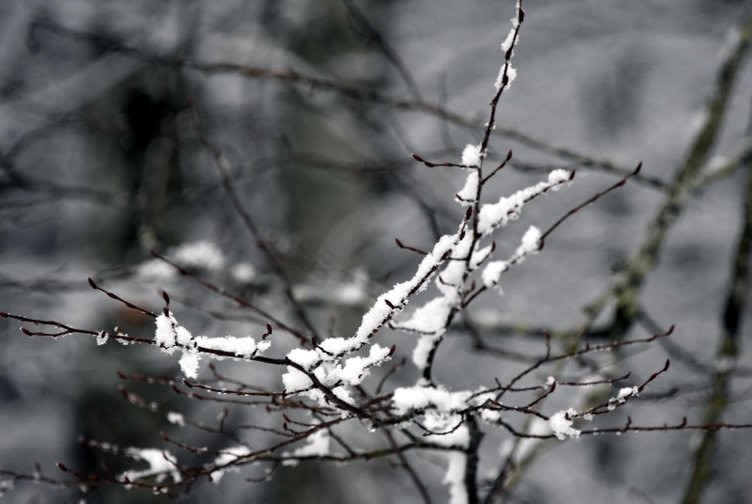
[412,332,444,370]
[155,312,270,379]
[517,226,541,256]
[470,244,493,269]
[444,452,468,504]
[396,297,453,335]
[392,385,472,415]
[482,226,541,288]
[293,270,369,307]
[137,260,176,280]
[336,344,392,386]
[608,385,640,410]
[210,445,252,483]
[96,331,108,346]
[137,240,225,280]
[231,262,256,283]
[281,366,313,393]
[482,260,508,289]
[494,64,517,91]
[500,26,517,54]
[119,448,181,484]
[166,412,185,426]
[347,232,458,355]
[548,408,581,440]
[172,240,225,271]
[179,351,200,379]
[461,144,483,167]
[154,311,192,354]
[195,335,271,359]
[456,170,480,204]
[287,348,321,370]
[477,169,572,235]
[292,429,330,458]
[283,343,392,394]
[547,169,573,188]
[617,386,639,400]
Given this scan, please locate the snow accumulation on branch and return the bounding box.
[154,310,271,379]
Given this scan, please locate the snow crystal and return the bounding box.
[461,143,483,167]
[548,408,581,440]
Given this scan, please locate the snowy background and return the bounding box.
[1,0,752,502]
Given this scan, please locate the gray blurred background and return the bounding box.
[1,0,752,502]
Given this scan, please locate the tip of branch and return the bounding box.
[87,277,97,289]
[21,327,32,336]
[505,149,513,161]
[56,462,68,472]
[633,162,643,175]
[389,344,397,356]
[162,291,170,306]
[568,170,577,182]
[665,324,675,335]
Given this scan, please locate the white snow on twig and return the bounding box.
[548,408,581,440]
